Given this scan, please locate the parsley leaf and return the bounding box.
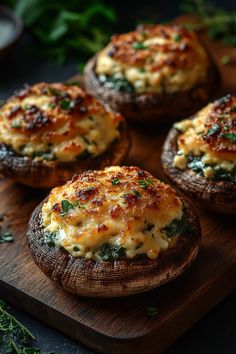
[60,199,78,217]
[132,42,148,50]
[206,124,221,136]
[59,99,75,110]
[223,132,236,142]
[138,179,153,189]
[112,178,120,186]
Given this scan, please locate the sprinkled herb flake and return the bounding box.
[73,245,80,252]
[223,132,236,142]
[206,124,221,136]
[132,42,148,50]
[146,306,158,317]
[112,177,120,186]
[59,99,75,110]
[60,199,78,217]
[173,33,181,42]
[138,179,153,189]
[48,87,63,97]
[133,190,141,197]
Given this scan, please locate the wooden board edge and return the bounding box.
[1,265,235,354]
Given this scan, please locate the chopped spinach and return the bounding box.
[164,213,191,238]
[44,232,58,247]
[98,243,126,261]
[32,151,56,161]
[186,154,236,182]
[76,150,92,161]
[98,75,135,93]
[187,155,205,174]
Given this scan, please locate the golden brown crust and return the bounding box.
[83,52,220,123]
[107,25,206,70]
[27,196,201,298]
[0,120,130,188]
[161,126,236,214]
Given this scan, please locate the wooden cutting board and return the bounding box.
[1,17,236,354]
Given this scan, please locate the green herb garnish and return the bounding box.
[146,306,158,317]
[132,42,148,50]
[133,190,141,197]
[99,75,135,93]
[164,214,191,238]
[112,178,120,186]
[0,299,55,353]
[231,106,236,113]
[60,199,78,217]
[206,124,221,136]
[173,33,181,42]
[4,0,117,66]
[59,99,75,110]
[138,179,153,189]
[223,132,236,142]
[0,231,13,244]
[48,87,62,97]
[73,246,80,252]
[181,0,236,47]
[11,121,21,129]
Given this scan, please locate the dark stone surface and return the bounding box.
[0,1,235,353]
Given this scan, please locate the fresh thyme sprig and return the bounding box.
[180,0,236,46]
[0,300,55,354]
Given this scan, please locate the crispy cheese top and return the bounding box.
[173,95,236,175]
[96,24,210,93]
[0,82,122,162]
[42,166,183,261]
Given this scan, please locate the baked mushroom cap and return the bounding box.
[27,166,201,297]
[162,94,236,214]
[0,82,130,188]
[84,24,220,123]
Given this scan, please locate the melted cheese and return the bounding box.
[0,83,122,162]
[96,24,210,93]
[41,166,184,261]
[173,95,236,174]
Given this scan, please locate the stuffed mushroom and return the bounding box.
[0,82,130,188]
[27,166,201,297]
[84,24,220,123]
[162,94,236,214]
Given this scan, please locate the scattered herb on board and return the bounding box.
[180,0,236,47]
[0,229,13,244]
[0,299,55,353]
[4,0,117,65]
[219,54,231,66]
[146,306,158,317]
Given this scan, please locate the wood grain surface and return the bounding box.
[0,17,236,354]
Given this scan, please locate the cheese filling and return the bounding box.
[41,166,188,261]
[0,83,122,162]
[173,95,236,182]
[96,24,210,94]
